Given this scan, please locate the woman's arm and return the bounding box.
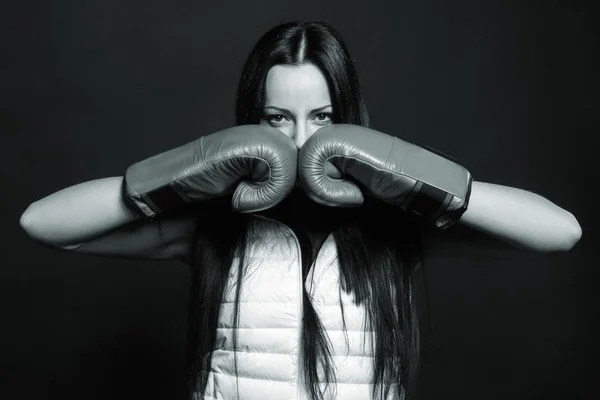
[20,177,138,248]
[20,177,196,260]
[458,181,582,252]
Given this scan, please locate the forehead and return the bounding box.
[264,64,332,108]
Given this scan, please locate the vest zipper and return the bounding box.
[252,214,304,400]
[281,224,303,400]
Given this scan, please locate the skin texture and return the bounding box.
[260,64,334,148]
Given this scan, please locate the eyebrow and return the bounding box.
[263,105,332,113]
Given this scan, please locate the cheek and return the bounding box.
[307,121,332,137]
[268,123,293,138]
[306,126,318,138]
[260,120,290,137]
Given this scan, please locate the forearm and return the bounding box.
[458,181,582,252]
[20,177,139,248]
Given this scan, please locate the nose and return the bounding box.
[293,123,310,149]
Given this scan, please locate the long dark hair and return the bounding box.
[185,21,424,400]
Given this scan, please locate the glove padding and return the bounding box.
[298,124,473,230]
[124,125,298,220]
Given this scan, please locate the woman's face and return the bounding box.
[261,63,333,149]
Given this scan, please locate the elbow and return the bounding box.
[20,203,72,251]
[20,203,47,245]
[561,211,582,251]
[541,211,582,253]
[20,203,38,239]
[519,211,582,253]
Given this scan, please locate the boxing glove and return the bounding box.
[298,124,473,230]
[123,125,298,220]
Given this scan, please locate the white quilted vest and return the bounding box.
[196,215,396,400]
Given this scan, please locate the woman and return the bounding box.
[20,21,581,400]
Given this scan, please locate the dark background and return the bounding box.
[2,0,597,399]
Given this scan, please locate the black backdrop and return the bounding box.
[2,1,597,399]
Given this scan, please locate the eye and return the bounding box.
[314,112,332,124]
[264,114,288,126]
